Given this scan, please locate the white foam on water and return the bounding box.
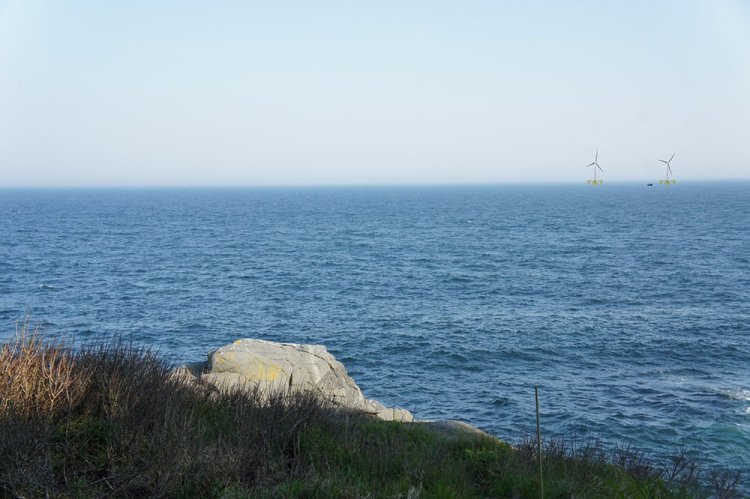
[717,388,750,401]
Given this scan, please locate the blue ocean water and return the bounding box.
[1,183,749,475]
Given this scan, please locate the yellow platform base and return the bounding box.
[586,180,603,185]
[658,179,677,185]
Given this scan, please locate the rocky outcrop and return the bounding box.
[412,420,498,442]
[174,339,413,423]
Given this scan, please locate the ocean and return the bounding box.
[1,183,748,475]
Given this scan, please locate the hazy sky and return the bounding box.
[1,1,749,186]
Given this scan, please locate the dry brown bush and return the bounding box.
[0,321,334,497]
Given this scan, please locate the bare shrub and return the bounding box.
[0,320,89,419]
[709,469,742,499]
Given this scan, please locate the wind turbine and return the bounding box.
[658,153,676,184]
[586,150,603,184]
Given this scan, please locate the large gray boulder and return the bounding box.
[177,339,413,423]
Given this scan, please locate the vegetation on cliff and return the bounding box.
[0,324,740,497]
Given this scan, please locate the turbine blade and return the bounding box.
[595,150,598,162]
[659,160,668,165]
[597,165,604,172]
[668,165,673,175]
[669,153,675,163]
[587,162,596,167]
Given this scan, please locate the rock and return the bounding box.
[170,366,196,384]
[177,338,413,423]
[412,420,497,442]
[200,372,251,391]
[170,361,206,384]
[376,407,415,423]
[207,339,368,408]
[364,399,387,414]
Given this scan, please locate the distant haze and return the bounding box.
[1,1,749,186]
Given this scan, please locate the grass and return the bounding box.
[0,321,742,498]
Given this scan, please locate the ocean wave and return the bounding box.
[723,388,750,401]
[38,284,62,290]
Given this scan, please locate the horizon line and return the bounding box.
[1,178,749,189]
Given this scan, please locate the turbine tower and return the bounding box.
[586,150,603,185]
[658,153,676,184]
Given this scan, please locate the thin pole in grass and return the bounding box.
[535,385,543,498]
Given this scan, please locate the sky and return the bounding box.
[1,0,749,186]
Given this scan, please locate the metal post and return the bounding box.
[535,386,543,498]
